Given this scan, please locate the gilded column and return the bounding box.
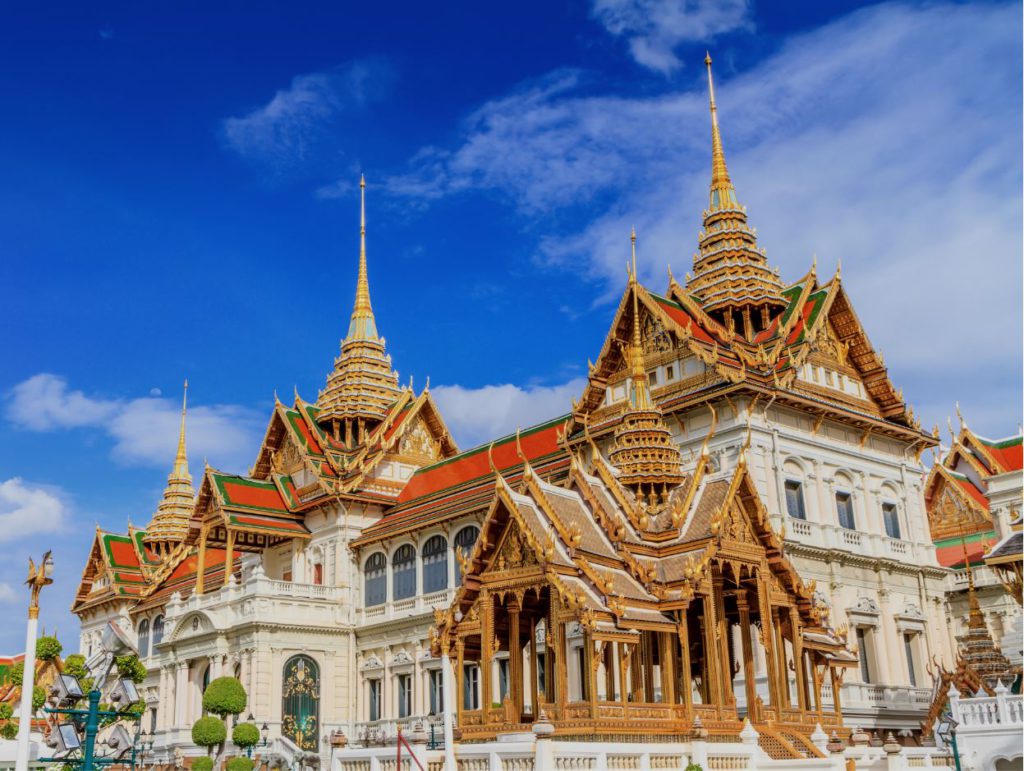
[756,571,781,710]
[737,592,757,718]
[771,607,790,707]
[712,573,734,705]
[790,606,807,711]
[508,600,522,717]
[455,639,465,725]
[677,616,692,711]
[529,619,539,713]
[479,590,493,719]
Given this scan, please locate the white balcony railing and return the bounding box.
[352,714,445,747]
[781,516,931,564]
[357,588,455,625]
[820,681,933,711]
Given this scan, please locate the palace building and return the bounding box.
[72,56,1013,770]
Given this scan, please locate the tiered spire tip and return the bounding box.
[348,174,379,341]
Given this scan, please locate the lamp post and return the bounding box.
[936,712,962,771]
[16,551,54,771]
[132,729,154,770]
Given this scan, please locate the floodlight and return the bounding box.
[46,722,82,754]
[109,678,139,707]
[101,621,137,657]
[105,724,134,758]
[49,674,85,706]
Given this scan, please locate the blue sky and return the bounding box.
[1,0,1020,651]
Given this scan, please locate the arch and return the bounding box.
[781,456,810,477]
[137,619,150,658]
[364,552,387,607]
[392,543,416,601]
[422,534,449,594]
[282,655,320,751]
[151,616,165,648]
[454,525,481,559]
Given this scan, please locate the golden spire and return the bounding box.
[143,380,196,557]
[347,174,378,340]
[172,379,189,478]
[705,53,732,195]
[628,228,651,410]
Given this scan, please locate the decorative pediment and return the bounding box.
[398,417,442,462]
[487,519,539,574]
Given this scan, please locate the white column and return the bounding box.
[14,613,38,771]
[175,662,189,727]
[441,653,456,771]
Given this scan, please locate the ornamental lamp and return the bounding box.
[46,723,82,755]
[109,677,140,707]
[261,723,269,744]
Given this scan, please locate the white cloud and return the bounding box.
[384,2,1022,438]
[222,58,394,167]
[0,478,67,542]
[0,584,16,603]
[591,0,752,74]
[432,379,586,449]
[7,374,263,473]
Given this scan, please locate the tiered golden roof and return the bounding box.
[686,54,786,338]
[143,382,195,556]
[317,176,403,440]
[607,231,685,511]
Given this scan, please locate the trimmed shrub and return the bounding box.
[9,662,23,688]
[192,757,214,771]
[202,677,247,719]
[31,687,45,712]
[226,757,254,771]
[0,723,17,740]
[191,716,227,749]
[232,722,260,749]
[685,764,703,771]
[35,637,62,661]
[0,704,13,721]
[115,655,147,684]
[63,655,88,679]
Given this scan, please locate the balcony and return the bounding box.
[782,517,931,564]
[949,564,1003,591]
[357,588,455,626]
[351,715,446,747]
[163,569,345,632]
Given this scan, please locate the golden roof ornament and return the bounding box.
[316,176,403,436]
[607,229,685,516]
[144,381,196,556]
[686,53,786,337]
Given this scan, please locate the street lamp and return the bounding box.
[17,551,54,771]
[133,729,154,770]
[936,713,962,771]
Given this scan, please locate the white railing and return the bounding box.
[820,682,933,711]
[781,517,930,564]
[950,686,1023,729]
[353,715,445,747]
[950,565,1001,590]
[357,589,456,625]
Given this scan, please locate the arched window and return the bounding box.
[454,526,480,560]
[282,655,320,751]
[137,619,150,658]
[152,616,165,647]
[364,553,386,607]
[392,544,416,601]
[422,535,448,594]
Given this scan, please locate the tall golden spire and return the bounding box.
[685,53,786,334]
[143,380,196,558]
[628,228,652,411]
[317,175,402,439]
[347,175,378,340]
[705,53,733,197]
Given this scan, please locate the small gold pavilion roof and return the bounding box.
[143,382,196,552]
[686,54,786,326]
[317,176,403,428]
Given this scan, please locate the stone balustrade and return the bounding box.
[783,517,930,564]
[357,588,456,626]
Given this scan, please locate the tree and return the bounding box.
[9,662,23,687]
[193,758,214,771]
[231,723,259,751]
[192,716,227,754]
[202,678,247,719]
[31,687,45,712]
[35,636,62,661]
[115,655,147,684]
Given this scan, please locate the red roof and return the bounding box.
[651,296,715,344]
[397,418,568,504]
[953,476,990,511]
[220,479,289,512]
[984,438,1023,473]
[935,535,998,568]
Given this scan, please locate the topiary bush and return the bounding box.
[226,757,253,771]
[35,636,62,661]
[685,764,703,771]
[0,722,17,740]
[115,655,147,684]
[202,677,247,719]
[31,687,45,712]
[9,662,23,688]
[191,716,227,750]
[192,757,214,771]
[0,704,12,721]
[63,655,87,679]
[232,722,259,749]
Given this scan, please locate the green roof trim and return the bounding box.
[933,529,997,548]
